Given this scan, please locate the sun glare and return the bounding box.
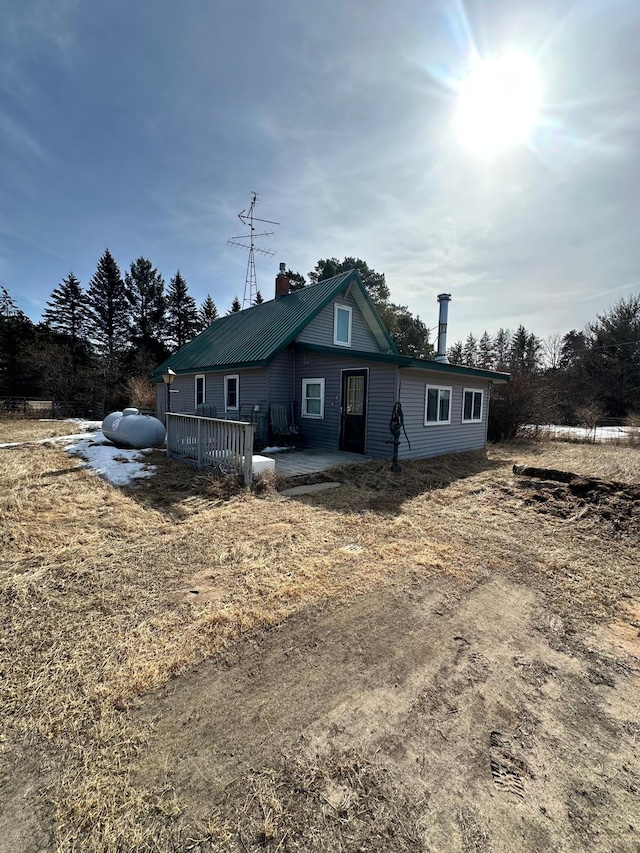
[456,52,542,158]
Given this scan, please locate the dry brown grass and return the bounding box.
[0,418,86,444]
[1,438,639,851]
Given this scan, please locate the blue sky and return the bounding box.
[1,0,639,346]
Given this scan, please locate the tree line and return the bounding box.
[447,295,640,438]
[0,249,229,412]
[2,247,637,434]
[0,253,433,413]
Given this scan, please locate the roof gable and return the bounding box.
[153,270,397,377]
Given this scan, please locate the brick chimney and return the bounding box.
[275,262,290,299]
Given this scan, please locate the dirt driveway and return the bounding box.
[133,571,640,852]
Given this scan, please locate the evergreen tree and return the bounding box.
[42,273,92,395]
[309,257,389,302]
[377,302,432,358]
[560,330,588,369]
[86,248,129,376]
[125,257,165,348]
[0,286,21,318]
[524,333,542,375]
[448,340,464,364]
[462,333,478,367]
[254,290,264,305]
[588,294,640,416]
[199,294,219,327]
[166,271,200,350]
[509,325,529,374]
[478,331,495,369]
[43,273,88,342]
[493,328,511,371]
[285,269,306,292]
[0,288,41,396]
[228,296,242,314]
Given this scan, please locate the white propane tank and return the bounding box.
[102,408,166,448]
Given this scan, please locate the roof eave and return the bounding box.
[295,342,410,365]
[403,358,511,383]
[151,357,272,382]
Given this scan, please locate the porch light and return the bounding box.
[162,367,176,413]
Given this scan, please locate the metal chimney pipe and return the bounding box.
[434,293,451,363]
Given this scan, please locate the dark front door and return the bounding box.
[340,369,367,453]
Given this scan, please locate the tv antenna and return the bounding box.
[227,192,279,308]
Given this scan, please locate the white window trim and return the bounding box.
[462,388,484,423]
[194,374,206,408]
[224,374,239,413]
[301,378,325,419]
[424,384,452,426]
[333,303,352,347]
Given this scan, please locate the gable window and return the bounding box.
[224,374,239,412]
[195,374,205,407]
[334,304,352,347]
[302,378,325,419]
[462,388,484,422]
[425,385,452,425]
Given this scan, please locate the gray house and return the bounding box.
[152,268,509,460]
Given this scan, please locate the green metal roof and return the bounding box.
[152,270,397,379]
[152,270,510,384]
[405,358,511,383]
[296,344,510,382]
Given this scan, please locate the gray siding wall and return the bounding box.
[156,369,267,417]
[268,349,294,407]
[297,290,381,352]
[294,352,398,457]
[398,369,490,459]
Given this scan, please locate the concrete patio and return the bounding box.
[264,448,371,477]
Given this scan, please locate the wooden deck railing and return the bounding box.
[166,413,255,485]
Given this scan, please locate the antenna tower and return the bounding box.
[227,192,279,308]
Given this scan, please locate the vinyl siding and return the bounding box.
[156,369,267,416]
[398,368,489,458]
[294,351,397,457]
[296,290,381,352]
[268,349,294,407]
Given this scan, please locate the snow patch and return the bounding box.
[65,435,156,486]
[526,424,638,443]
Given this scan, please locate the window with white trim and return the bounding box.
[224,374,239,412]
[333,304,352,347]
[462,388,484,422]
[302,378,325,419]
[195,374,205,407]
[424,385,452,425]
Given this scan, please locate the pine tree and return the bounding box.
[199,294,219,327]
[309,258,389,302]
[493,328,512,371]
[86,249,129,369]
[448,340,464,364]
[0,285,21,318]
[166,271,200,350]
[44,273,88,341]
[478,331,495,369]
[43,273,92,388]
[254,290,263,305]
[462,333,478,367]
[228,296,242,314]
[509,325,529,374]
[285,270,306,292]
[125,257,165,347]
[524,333,542,375]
